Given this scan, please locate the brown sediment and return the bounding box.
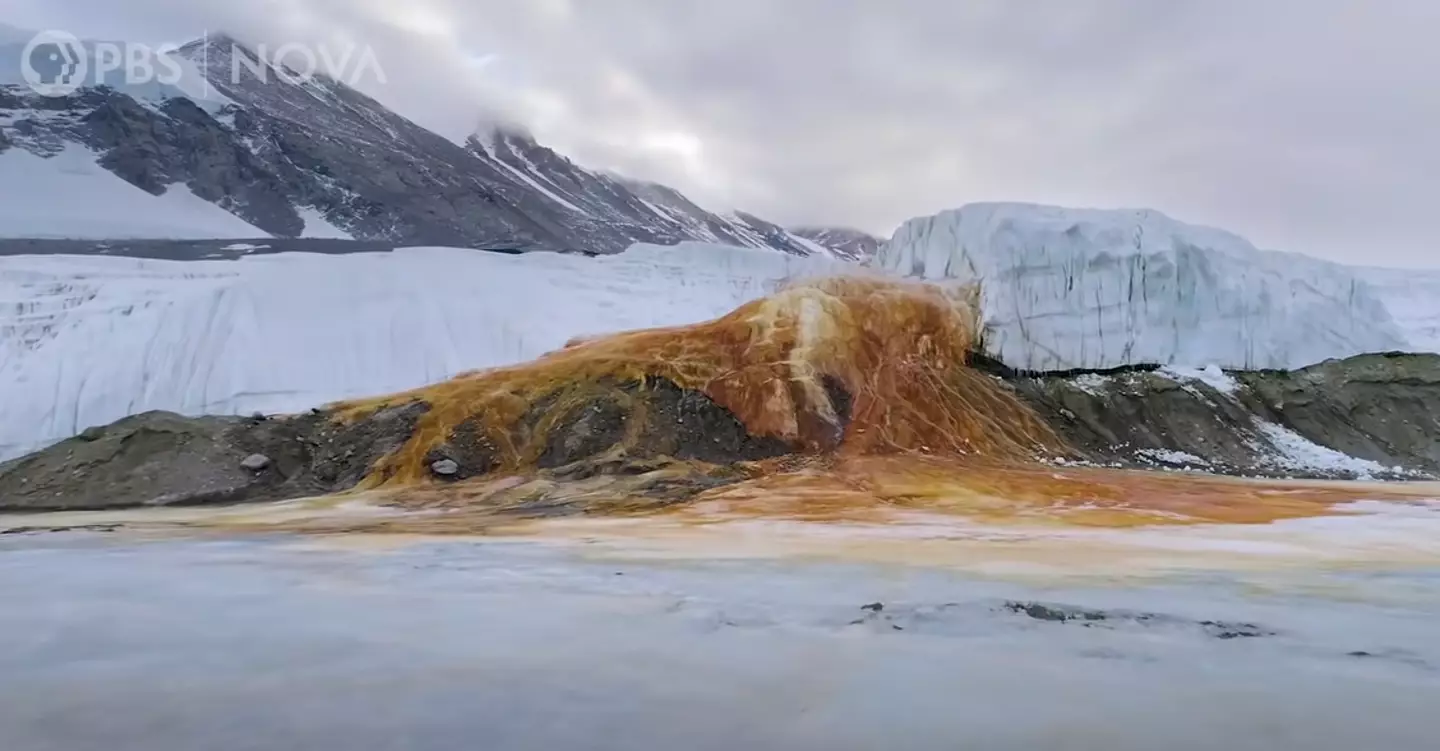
[674,456,1430,527]
[12,475,1437,580]
[215,458,1438,540]
[241,276,1434,536]
[331,277,1068,488]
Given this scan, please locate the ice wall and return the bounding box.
[875,203,1411,371]
[1354,265,1440,354]
[0,243,851,460]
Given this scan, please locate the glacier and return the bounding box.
[1353,265,1440,354]
[0,243,851,460]
[874,203,1421,371]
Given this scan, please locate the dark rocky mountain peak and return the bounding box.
[790,226,884,261]
[2,30,855,257]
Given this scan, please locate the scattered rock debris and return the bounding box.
[1002,601,1276,639]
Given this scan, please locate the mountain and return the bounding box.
[789,226,883,262]
[465,126,834,256]
[0,30,837,256]
[875,203,1422,371]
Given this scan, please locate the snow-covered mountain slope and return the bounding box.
[0,243,853,460]
[0,145,267,238]
[465,127,824,256]
[876,203,1416,371]
[1,28,839,257]
[790,226,883,262]
[0,31,598,246]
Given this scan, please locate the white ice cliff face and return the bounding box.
[0,244,851,460]
[875,203,1414,371]
[1353,266,1440,354]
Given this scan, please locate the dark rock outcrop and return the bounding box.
[789,226,883,262]
[0,377,791,512]
[1239,353,1440,471]
[843,599,1278,641]
[424,418,499,482]
[0,402,428,511]
[468,129,826,256]
[999,602,1276,639]
[1005,352,1440,478]
[2,355,1436,513]
[473,377,792,477]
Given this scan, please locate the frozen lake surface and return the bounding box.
[2,530,1438,750]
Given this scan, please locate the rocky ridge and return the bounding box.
[3,352,1436,513]
[0,32,854,257]
[998,352,1440,478]
[790,226,883,262]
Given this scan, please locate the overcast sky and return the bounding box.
[7,0,1438,267]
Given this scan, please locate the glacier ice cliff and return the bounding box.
[0,243,850,460]
[875,203,1420,371]
[1353,265,1440,355]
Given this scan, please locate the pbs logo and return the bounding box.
[21,30,87,97]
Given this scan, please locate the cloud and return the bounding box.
[8,0,1440,267]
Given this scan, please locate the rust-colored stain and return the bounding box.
[330,277,1066,487]
[675,456,1423,527]
[266,276,1431,536]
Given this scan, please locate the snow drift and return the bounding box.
[0,147,269,239]
[875,203,1418,371]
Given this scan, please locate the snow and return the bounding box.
[0,146,269,239]
[636,197,679,225]
[875,203,1416,371]
[504,135,582,199]
[473,131,586,214]
[6,528,1440,749]
[784,231,841,260]
[720,211,771,249]
[491,156,586,213]
[0,242,853,459]
[1070,372,1112,396]
[626,187,724,245]
[1136,448,1211,467]
[1160,364,1241,396]
[136,50,231,112]
[297,207,352,239]
[1252,422,1409,479]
